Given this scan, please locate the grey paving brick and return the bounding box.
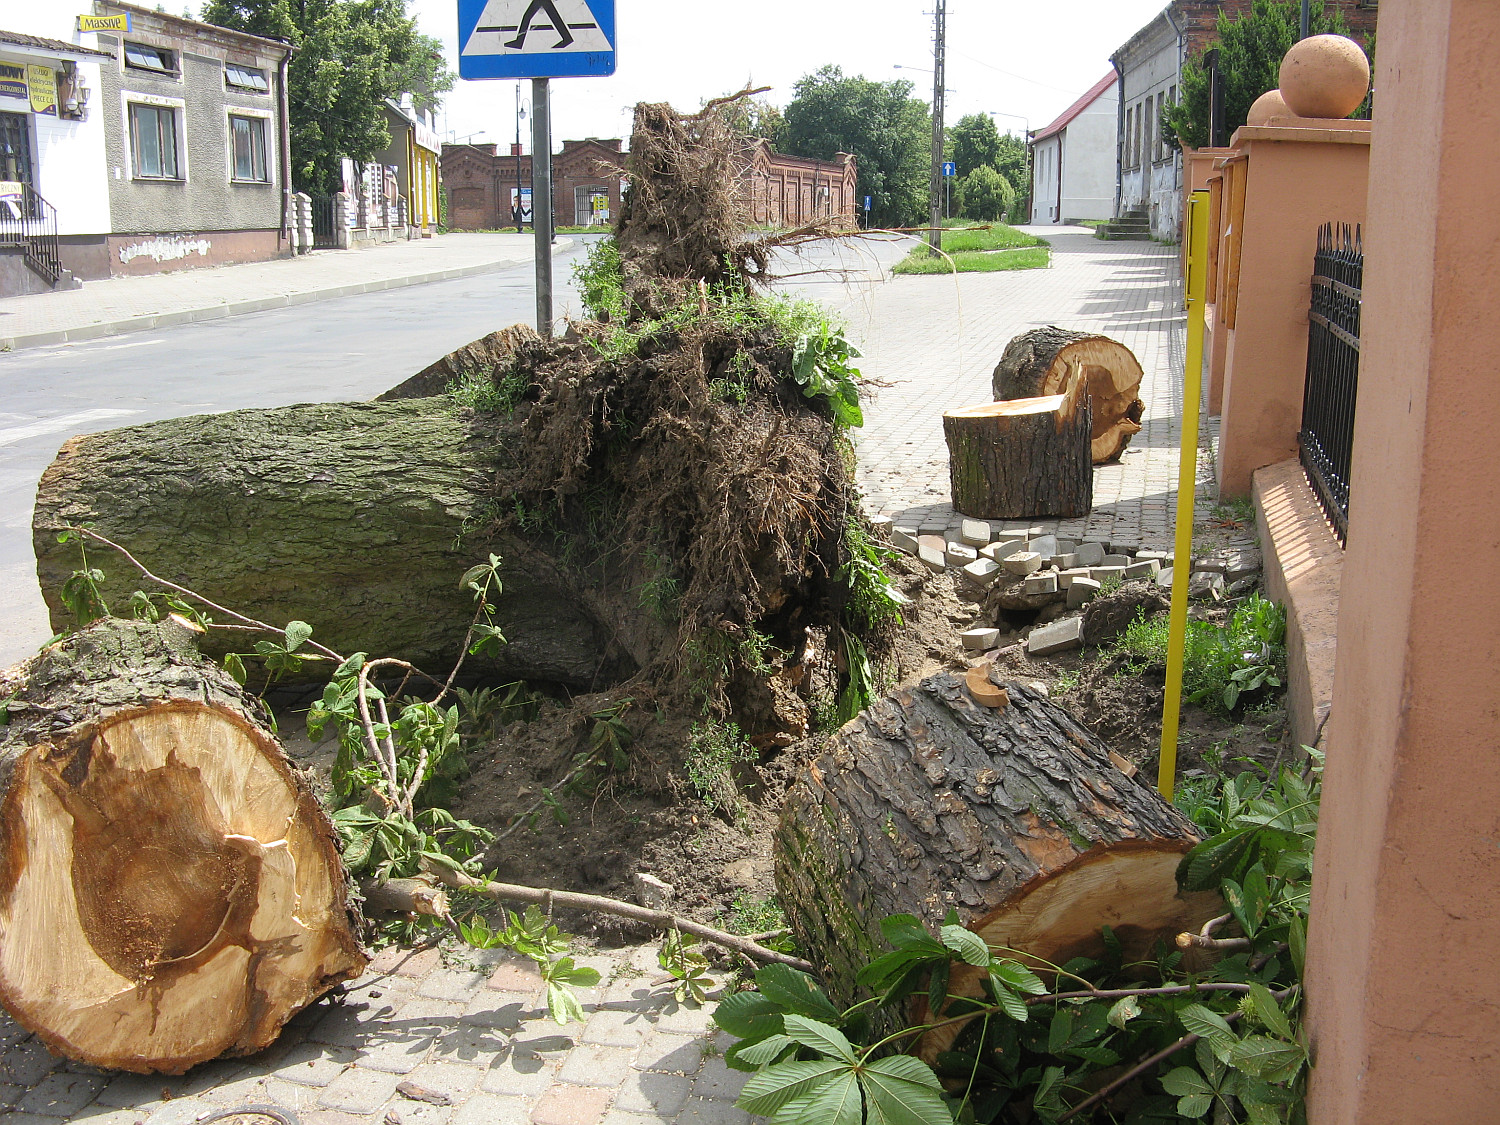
[557,1043,636,1088]
[428,1023,512,1069]
[633,1031,707,1074]
[66,1108,154,1124]
[352,1027,436,1074]
[417,968,488,1003]
[692,1057,750,1102]
[459,990,528,1029]
[450,1092,531,1125]
[614,1069,692,1116]
[317,1065,402,1113]
[17,1070,108,1117]
[675,1097,757,1123]
[0,1038,62,1086]
[397,1060,483,1104]
[380,1094,454,1124]
[479,1053,554,1098]
[655,1001,714,1035]
[265,1041,359,1088]
[582,1008,654,1048]
[143,1097,217,1125]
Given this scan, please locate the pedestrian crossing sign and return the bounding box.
[458,0,616,79]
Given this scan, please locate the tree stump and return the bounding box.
[991,326,1145,462]
[943,375,1093,519]
[775,673,1219,1060]
[0,617,366,1073]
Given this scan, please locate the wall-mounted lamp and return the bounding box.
[60,62,90,120]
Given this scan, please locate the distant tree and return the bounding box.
[948,113,999,179]
[201,0,454,192]
[709,93,786,149]
[1165,0,1353,150]
[782,65,931,228]
[955,165,1015,222]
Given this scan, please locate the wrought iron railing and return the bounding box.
[0,183,62,286]
[1299,222,1362,544]
[310,194,338,249]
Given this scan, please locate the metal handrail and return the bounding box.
[0,183,63,285]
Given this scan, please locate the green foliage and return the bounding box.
[717,755,1321,1122]
[1165,0,1354,151]
[333,803,491,881]
[935,225,1043,254]
[709,92,786,149]
[955,165,1015,223]
[791,318,864,429]
[202,0,455,192]
[839,518,909,632]
[686,720,756,815]
[891,246,1051,276]
[834,632,876,725]
[782,65,931,228]
[448,363,531,415]
[947,113,1001,180]
[659,928,714,1004]
[1115,594,1287,715]
[454,681,539,741]
[55,530,109,627]
[725,893,790,938]
[459,904,602,1024]
[573,237,627,323]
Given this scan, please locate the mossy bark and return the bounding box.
[32,400,628,686]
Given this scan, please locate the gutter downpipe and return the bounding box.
[1163,6,1186,236]
[1110,54,1125,219]
[277,44,293,244]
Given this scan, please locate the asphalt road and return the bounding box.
[0,233,914,667]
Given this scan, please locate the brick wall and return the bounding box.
[742,141,857,228]
[440,138,622,230]
[1173,0,1379,56]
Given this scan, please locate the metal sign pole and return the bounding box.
[531,76,552,338]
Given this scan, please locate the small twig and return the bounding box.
[493,758,594,841]
[1030,981,1262,1006]
[1177,912,1252,952]
[427,867,813,971]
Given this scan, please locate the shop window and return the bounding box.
[130,102,180,179]
[124,42,176,76]
[230,114,268,182]
[225,63,269,94]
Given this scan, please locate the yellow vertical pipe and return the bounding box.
[1158,189,1211,801]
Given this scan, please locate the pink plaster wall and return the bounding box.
[1305,2,1500,1119]
[1215,124,1369,496]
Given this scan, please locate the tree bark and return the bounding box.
[775,672,1220,1059]
[0,617,366,1073]
[378,323,540,402]
[944,375,1093,519]
[991,326,1145,463]
[31,400,630,687]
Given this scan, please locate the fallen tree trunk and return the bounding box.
[991,326,1145,462]
[0,617,366,1073]
[775,672,1220,1061]
[944,376,1093,519]
[31,400,630,687]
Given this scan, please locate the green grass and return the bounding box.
[892,245,1051,275]
[936,224,1045,253]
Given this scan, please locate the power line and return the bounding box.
[948,47,1083,96]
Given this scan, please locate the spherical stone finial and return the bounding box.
[1246,89,1301,126]
[1278,34,1371,119]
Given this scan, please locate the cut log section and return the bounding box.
[991,326,1145,462]
[0,617,366,1073]
[943,377,1093,520]
[31,400,630,687]
[775,674,1220,1062]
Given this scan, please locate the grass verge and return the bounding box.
[892,244,1051,275]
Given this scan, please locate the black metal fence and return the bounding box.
[310,194,338,249]
[0,183,62,286]
[1299,222,1362,545]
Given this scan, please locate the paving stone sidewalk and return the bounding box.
[0,942,761,1125]
[0,233,558,353]
[841,226,1212,549]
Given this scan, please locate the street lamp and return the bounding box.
[514,83,529,233]
[892,64,956,95]
[987,110,1030,138]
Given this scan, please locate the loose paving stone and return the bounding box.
[982,538,1026,562]
[531,1082,614,1125]
[1124,558,1161,580]
[868,514,893,540]
[1002,551,1042,576]
[944,542,977,566]
[960,518,992,546]
[1057,567,1091,589]
[890,525,918,553]
[1054,552,1077,569]
[1030,534,1058,563]
[961,557,1001,585]
[451,1092,531,1125]
[917,543,947,573]
[1102,553,1131,567]
[1055,538,1078,554]
[1027,616,1084,656]
[960,626,1001,652]
[1190,571,1227,601]
[1022,572,1058,595]
[1090,565,1127,584]
[1074,542,1106,567]
[318,1067,403,1114]
[1136,548,1171,563]
[1067,577,1103,609]
[1222,547,1263,582]
[614,1070,693,1116]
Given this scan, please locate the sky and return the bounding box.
[412,0,1170,152]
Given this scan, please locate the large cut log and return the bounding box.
[991,326,1145,462]
[32,400,629,686]
[0,616,366,1073]
[775,673,1219,1059]
[943,376,1093,519]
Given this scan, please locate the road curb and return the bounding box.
[0,239,574,355]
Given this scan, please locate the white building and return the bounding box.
[1029,73,1118,226]
[0,8,113,293]
[1110,6,1185,240]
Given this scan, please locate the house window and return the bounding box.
[225,63,269,93]
[230,114,268,182]
[1124,107,1133,169]
[124,41,176,75]
[129,102,180,179]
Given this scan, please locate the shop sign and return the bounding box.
[0,65,25,102]
[78,13,131,32]
[27,65,57,116]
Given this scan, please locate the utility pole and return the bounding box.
[927,0,946,255]
[532,77,553,337]
[1300,0,1310,39]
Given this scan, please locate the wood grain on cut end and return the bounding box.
[0,697,364,1073]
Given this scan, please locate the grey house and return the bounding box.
[87,1,292,276]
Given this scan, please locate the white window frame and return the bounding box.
[123,39,179,78]
[224,62,269,94]
[124,94,187,181]
[225,104,275,185]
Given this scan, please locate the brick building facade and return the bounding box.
[1174,0,1377,55]
[440,137,857,232]
[440,137,623,230]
